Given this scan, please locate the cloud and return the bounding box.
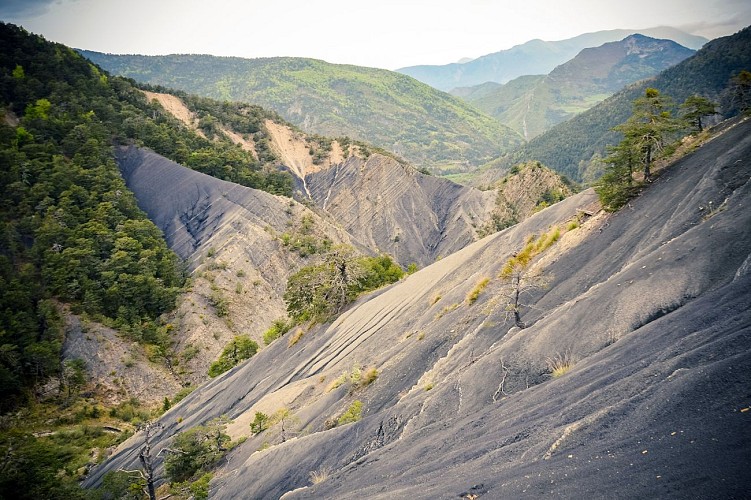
[0,0,62,19]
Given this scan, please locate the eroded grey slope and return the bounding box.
[115,146,360,379]
[304,154,496,267]
[88,119,751,498]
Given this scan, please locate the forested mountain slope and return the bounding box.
[398,27,706,91]
[86,115,751,498]
[509,26,751,181]
[78,51,523,173]
[455,35,694,139]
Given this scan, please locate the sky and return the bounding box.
[1,0,750,70]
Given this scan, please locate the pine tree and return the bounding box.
[680,95,718,132]
[616,88,679,182]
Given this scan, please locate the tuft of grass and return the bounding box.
[566,220,579,231]
[287,329,304,347]
[326,372,349,392]
[309,466,332,485]
[500,226,562,278]
[431,294,442,305]
[424,383,434,391]
[547,351,575,378]
[467,277,490,305]
[359,367,378,387]
[435,302,459,320]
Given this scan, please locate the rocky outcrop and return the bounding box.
[87,118,751,498]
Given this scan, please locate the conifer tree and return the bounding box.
[680,95,718,132]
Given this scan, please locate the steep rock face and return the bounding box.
[61,310,181,405]
[86,118,751,498]
[304,154,496,267]
[116,146,359,382]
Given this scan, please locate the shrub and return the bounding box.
[263,318,292,345]
[336,400,362,426]
[207,335,259,377]
[249,412,269,434]
[164,418,230,483]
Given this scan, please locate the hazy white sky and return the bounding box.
[1,0,749,69]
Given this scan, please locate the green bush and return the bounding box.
[336,400,363,426]
[263,318,292,345]
[284,248,404,324]
[208,335,259,377]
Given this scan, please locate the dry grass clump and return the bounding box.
[309,466,333,485]
[547,351,575,378]
[467,277,490,305]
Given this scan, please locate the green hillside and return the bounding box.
[77,52,524,173]
[455,35,694,140]
[509,26,751,181]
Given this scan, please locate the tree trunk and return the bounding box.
[139,444,157,500]
[513,280,525,328]
[644,144,652,181]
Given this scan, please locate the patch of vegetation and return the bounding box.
[249,411,269,435]
[336,400,363,426]
[164,417,232,483]
[467,277,490,305]
[81,51,525,170]
[547,352,575,378]
[207,335,259,377]
[325,365,377,394]
[287,329,304,347]
[309,466,333,485]
[435,302,459,320]
[284,247,404,324]
[279,214,332,257]
[263,318,293,345]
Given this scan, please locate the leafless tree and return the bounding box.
[118,421,164,500]
[498,260,549,329]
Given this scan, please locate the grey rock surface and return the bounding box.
[87,119,751,498]
[304,154,496,267]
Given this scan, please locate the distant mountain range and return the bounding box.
[77,51,523,173]
[507,26,751,181]
[453,34,695,140]
[398,27,708,91]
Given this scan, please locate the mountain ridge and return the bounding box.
[455,34,695,140]
[398,27,707,91]
[85,116,751,498]
[509,25,751,181]
[77,51,523,173]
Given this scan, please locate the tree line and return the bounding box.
[595,70,750,210]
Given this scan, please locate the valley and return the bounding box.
[0,18,750,500]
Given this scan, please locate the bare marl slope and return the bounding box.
[305,154,497,267]
[116,146,361,380]
[89,119,751,498]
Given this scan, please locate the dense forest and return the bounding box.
[0,22,301,410]
[0,21,309,498]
